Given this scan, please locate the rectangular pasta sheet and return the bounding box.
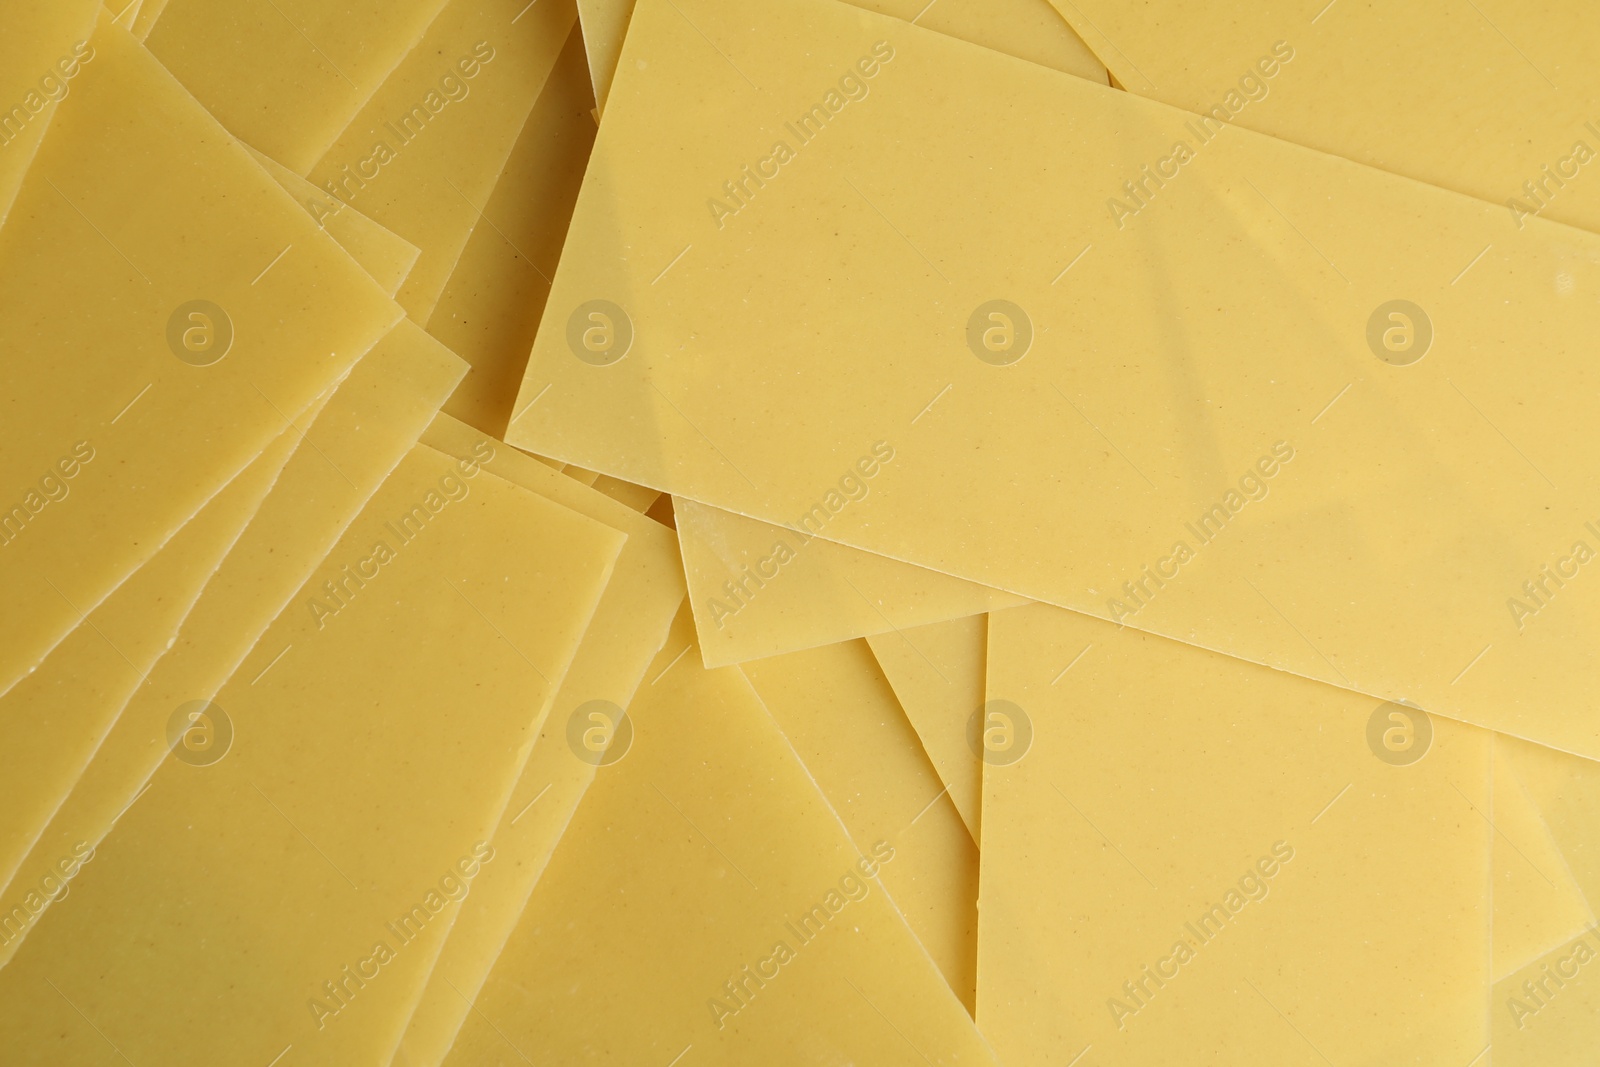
[394,413,686,1066]
[505,0,1600,760]
[306,0,579,321]
[1048,1,1600,235]
[0,13,399,698]
[430,24,597,438]
[0,444,624,1064]
[0,403,309,926]
[981,602,1491,1065]
[0,320,464,968]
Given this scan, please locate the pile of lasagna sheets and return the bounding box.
[5,0,1600,1063]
